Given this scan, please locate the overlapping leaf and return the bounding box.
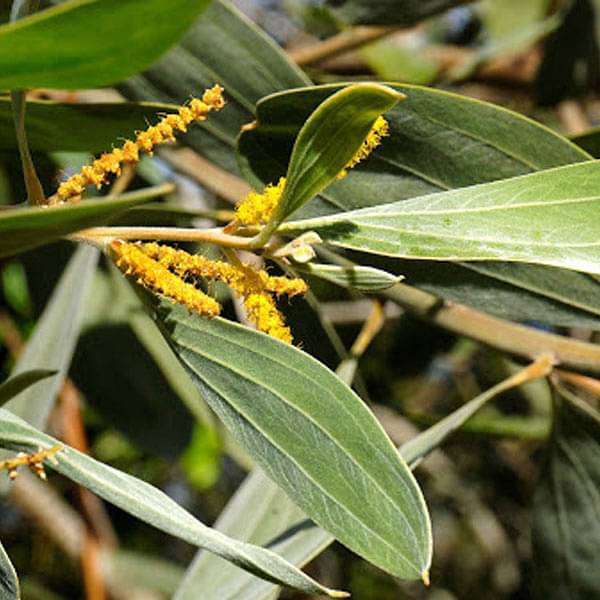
[0,0,210,90]
[154,300,432,581]
[0,541,18,600]
[0,370,56,407]
[532,386,600,599]
[0,98,177,153]
[0,188,164,258]
[283,161,600,275]
[0,409,346,598]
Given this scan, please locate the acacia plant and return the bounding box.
[0,0,599,599]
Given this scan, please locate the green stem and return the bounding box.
[10,0,45,206]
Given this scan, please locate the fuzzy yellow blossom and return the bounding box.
[337,116,389,179]
[110,241,221,317]
[57,85,225,202]
[134,242,305,343]
[243,293,293,344]
[139,242,307,298]
[235,177,286,226]
[0,445,62,482]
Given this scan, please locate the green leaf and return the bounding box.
[0,98,178,153]
[0,186,167,258]
[400,358,552,469]
[0,540,19,600]
[273,83,404,224]
[283,161,600,276]
[571,126,600,158]
[175,469,331,600]
[238,83,600,329]
[532,385,600,599]
[325,0,466,25]
[0,409,345,598]
[118,0,310,174]
[0,0,210,90]
[2,246,97,430]
[296,263,403,292]
[0,370,56,407]
[154,301,432,581]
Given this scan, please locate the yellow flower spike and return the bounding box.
[243,293,293,344]
[337,116,389,180]
[235,177,287,226]
[0,445,62,482]
[135,243,305,343]
[57,84,225,202]
[110,241,221,318]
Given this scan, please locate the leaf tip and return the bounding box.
[329,590,351,598]
[421,570,430,587]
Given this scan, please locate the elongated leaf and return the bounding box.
[283,161,600,276]
[239,83,600,328]
[118,0,310,174]
[400,357,552,469]
[0,98,177,153]
[326,0,467,25]
[175,469,331,600]
[0,0,210,90]
[571,126,600,158]
[532,385,600,599]
[0,370,56,407]
[273,83,404,223]
[296,263,402,292]
[0,187,166,258]
[3,246,97,429]
[154,301,431,580]
[0,540,18,600]
[0,410,344,598]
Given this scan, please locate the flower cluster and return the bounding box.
[234,116,389,226]
[56,85,225,203]
[111,241,307,344]
[337,116,389,179]
[0,445,62,482]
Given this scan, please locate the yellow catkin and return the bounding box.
[243,293,293,345]
[57,85,225,202]
[235,177,286,226]
[110,241,221,317]
[337,116,389,179]
[0,445,62,482]
[136,242,305,343]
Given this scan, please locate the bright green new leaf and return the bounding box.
[0,186,167,259]
[155,301,432,581]
[0,409,346,598]
[0,98,178,153]
[532,385,600,599]
[272,83,405,224]
[0,370,57,408]
[283,161,600,276]
[0,0,211,90]
[0,540,18,600]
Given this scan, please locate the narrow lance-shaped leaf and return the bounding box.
[0,98,179,153]
[0,186,167,259]
[0,540,19,600]
[0,370,57,408]
[283,161,600,276]
[154,300,432,581]
[532,384,600,599]
[271,83,405,224]
[2,246,98,431]
[0,409,346,598]
[0,0,211,90]
[175,355,552,599]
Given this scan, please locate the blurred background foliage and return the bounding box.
[1,0,600,598]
